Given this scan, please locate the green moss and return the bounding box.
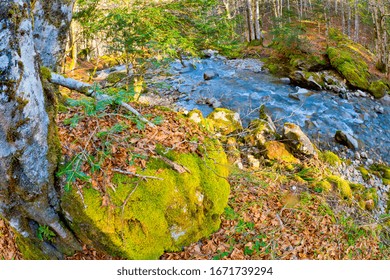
[315,180,333,193]
[61,140,230,259]
[319,151,341,166]
[263,141,299,164]
[358,166,370,181]
[327,46,370,90]
[16,235,50,260]
[40,66,52,80]
[207,108,242,135]
[106,72,127,84]
[326,175,352,199]
[368,80,389,99]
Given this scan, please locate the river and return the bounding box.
[167,54,389,164]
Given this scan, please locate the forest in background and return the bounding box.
[67,0,390,77]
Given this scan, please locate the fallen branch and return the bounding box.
[112,168,163,180]
[155,155,190,174]
[49,72,155,127]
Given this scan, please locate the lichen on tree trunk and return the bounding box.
[0,0,80,259]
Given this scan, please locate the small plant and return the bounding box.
[37,225,56,242]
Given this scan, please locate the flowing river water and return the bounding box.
[166,54,389,164]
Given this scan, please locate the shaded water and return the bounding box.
[168,55,390,163]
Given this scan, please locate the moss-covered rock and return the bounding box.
[368,80,389,99]
[315,180,333,193]
[327,46,370,90]
[319,151,341,166]
[263,141,299,164]
[61,140,230,259]
[326,175,352,199]
[207,108,242,135]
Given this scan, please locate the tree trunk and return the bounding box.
[254,0,262,41]
[246,0,255,41]
[354,0,359,42]
[0,0,80,259]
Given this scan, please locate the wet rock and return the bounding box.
[335,130,359,150]
[280,77,291,84]
[283,123,317,157]
[296,87,309,94]
[374,105,384,114]
[289,71,323,90]
[203,70,218,80]
[202,49,218,58]
[288,93,301,101]
[379,94,390,106]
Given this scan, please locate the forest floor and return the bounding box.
[1,86,389,260]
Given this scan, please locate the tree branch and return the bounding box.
[49,72,155,127]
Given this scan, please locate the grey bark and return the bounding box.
[246,0,255,41]
[354,0,359,42]
[0,0,80,259]
[254,0,262,41]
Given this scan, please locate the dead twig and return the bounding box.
[155,154,190,174]
[112,168,163,180]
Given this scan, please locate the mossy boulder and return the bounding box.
[326,45,370,90]
[326,175,352,199]
[207,108,242,135]
[263,141,299,164]
[368,80,389,99]
[61,140,230,259]
[319,151,341,166]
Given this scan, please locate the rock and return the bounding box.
[245,119,276,147]
[280,77,291,84]
[188,109,204,124]
[247,154,260,169]
[61,140,230,260]
[379,94,390,106]
[288,93,301,101]
[263,141,299,163]
[355,152,361,160]
[334,130,359,150]
[360,151,368,159]
[296,87,309,94]
[356,90,368,98]
[283,123,317,157]
[202,49,218,58]
[374,105,384,114]
[259,105,277,133]
[289,71,323,91]
[368,80,389,99]
[365,199,375,211]
[207,97,222,108]
[207,108,242,135]
[203,70,218,80]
